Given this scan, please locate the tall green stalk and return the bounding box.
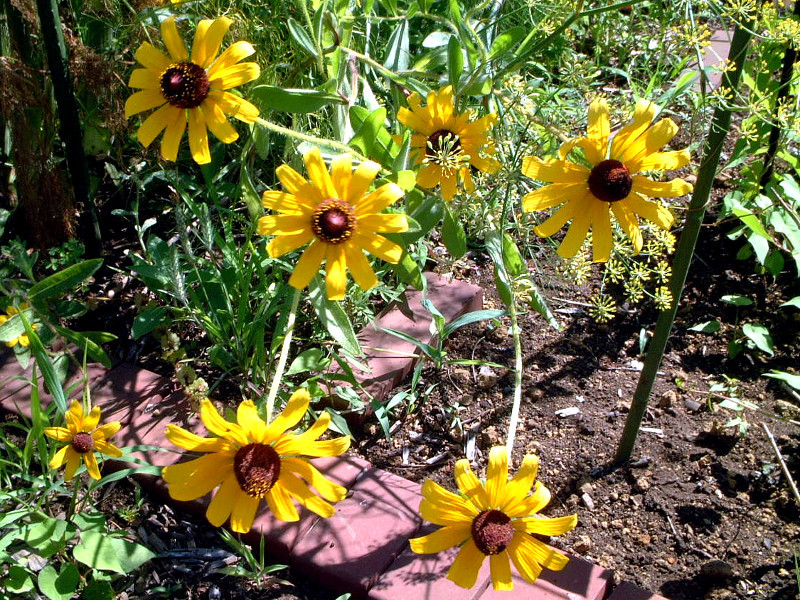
[615,23,753,464]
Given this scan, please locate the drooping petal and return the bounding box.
[160,106,188,162]
[623,193,674,230]
[281,457,347,502]
[93,440,123,458]
[206,475,241,527]
[590,201,613,263]
[351,232,403,263]
[288,240,326,289]
[161,17,189,62]
[229,492,260,533]
[507,533,543,584]
[83,451,101,479]
[533,198,582,238]
[447,540,486,589]
[511,532,571,571]
[409,524,471,554]
[556,205,592,259]
[343,244,378,292]
[49,445,70,469]
[187,107,211,164]
[265,481,300,521]
[489,552,513,591]
[203,98,239,144]
[64,451,82,481]
[611,203,643,254]
[137,104,179,149]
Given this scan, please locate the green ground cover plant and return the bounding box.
[1,0,800,597]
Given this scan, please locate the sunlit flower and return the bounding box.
[44,400,123,480]
[397,85,501,201]
[522,98,693,262]
[258,147,408,300]
[654,285,673,311]
[0,303,36,348]
[410,447,577,591]
[125,16,260,164]
[589,294,616,323]
[162,389,350,533]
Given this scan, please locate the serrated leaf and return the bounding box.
[741,322,774,355]
[73,531,155,574]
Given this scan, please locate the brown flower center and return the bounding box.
[588,159,633,203]
[426,129,462,158]
[311,199,357,244]
[71,432,95,454]
[233,443,281,498]
[160,62,210,109]
[471,509,514,555]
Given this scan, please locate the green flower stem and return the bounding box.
[254,117,367,162]
[266,287,301,424]
[504,294,524,461]
[615,23,753,464]
[338,46,408,85]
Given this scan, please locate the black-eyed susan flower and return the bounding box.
[522,98,693,262]
[258,147,408,300]
[0,303,36,348]
[125,16,260,165]
[397,85,501,201]
[162,389,350,533]
[410,447,577,591]
[44,400,123,480]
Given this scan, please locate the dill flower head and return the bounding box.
[522,98,693,262]
[125,16,261,164]
[589,294,616,323]
[44,400,123,480]
[410,447,577,591]
[397,85,501,201]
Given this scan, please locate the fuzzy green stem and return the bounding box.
[254,117,367,161]
[615,23,753,464]
[339,46,408,85]
[504,297,524,461]
[266,288,301,423]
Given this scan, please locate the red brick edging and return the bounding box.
[0,274,668,600]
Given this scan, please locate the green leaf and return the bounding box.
[287,348,331,375]
[442,309,505,339]
[741,322,774,355]
[732,206,772,240]
[132,306,168,339]
[71,511,106,533]
[37,564,79,600]
[0,307,34,342]
[383,18,409,72]
[391,252,424,289]
[73,531,155,574]
[250,86,345,113]
[308,279,362,357]
[54,327,115,368]
[442,204,466,258]
[764,370,800,390]
[18,517,75,558]
[7,565,35,593]
[689,319,721,333]
[780,296,800,310]
[348,106,400,165]
[287,18,317,57]
[21,313,68,414]
[447,36,463,89]
[82,580,115,600]
[488,26,526,60]
[485,231,513,307]
[28,259,102,304]
[720,294,753,306]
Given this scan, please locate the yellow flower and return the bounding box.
[162,389,350,533]
[522,98,693,262]
[258,147,408,300]
[0,303,36,348]
[397,85,501,201]
[44,400,123,480]
[125,16,260,164]
[410,447,577,591]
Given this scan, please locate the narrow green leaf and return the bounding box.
[488,26,525,60]
[308,280,362,357]
[20,312,67,414]
[764,370,800,390]
[53,327,114,368]
[287,18,317,58]
[28,259,102,304]
[250,86,345,113]
[442,309,505,339]
[447,36,463,89]
[442,204,466,258]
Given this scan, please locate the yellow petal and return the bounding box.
[522,157,590,184]
[631,175,693,198]
[611,203,643,254]
[556,207,592,259]
[439,171,458,201]
[533,197,582,238]
[160,106,188,162]
[343,244,378,292]
[304,147,338,200]
[276,164,312,196]
[84,452,101,480]
[523,183,582,213]
[187,107,211,164]
[447,540,486,589]
[507,533,543,584]
[44,427,73,443]
[134,42,171,72]
[274,436,350,458]
[264,388,310,442]
[502,454,540,517]
[93,440,123,458]
[585,97,610,161]
[162,452,233,502]
[207,91,260,123]
[330,154,352,202]
[519,513,578,537]
[66,400,84,428]
[229,492,260,533]
[206,475,240,527]
[237,400,267,443]
[485,447,509,509]
[161,16,188,62]
[510,532,570,572]
[192,17,232,69]
[209,63,260,90]
[278,472,336,518]
[261,190,304,212]
[353,232,404,264]
[281,457,347,502]
[128,68,161,90]
[621,117,679,169]
[490,552,513,591]
[409,524,471,554]
[346,159,381,206]
[137,104,178,149]
[264,230,315,257]
[454,459,490,510]
[92,421,120,441]
[420,479,476,525]
[590,201,613,263]
[265,481,300,521]
[622,193,674,230]
[258,214,311,236]
[203,99,239,144]
[357,213,408,234]
[199,399,249,446]
[514,481,552,515]
[325,244,347,300]
[398,106,434,136]
[208,41,256,75]
[288,240,326,290]
[50,445,70,469]
[358,183,404,216]
[165,424,231,453]
[64,451,82,480]
[610,98,657,161]
[635,150,691,172]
